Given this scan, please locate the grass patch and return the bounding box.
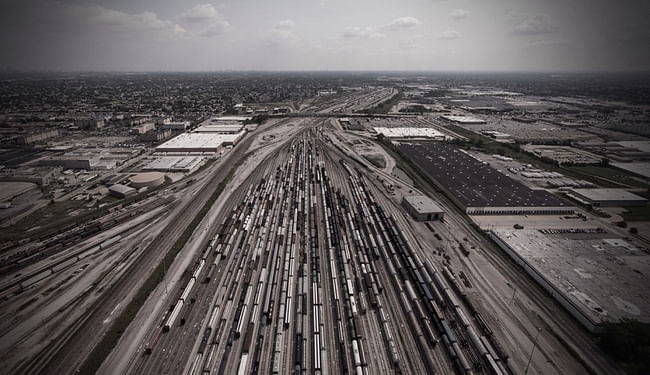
[362,154,386,169]
[97,195,120,205]
[77,167,235,375]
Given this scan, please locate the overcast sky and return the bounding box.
[0,0,648,72]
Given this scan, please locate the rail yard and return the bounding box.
[0,80,641,375]
[125,127,511,375]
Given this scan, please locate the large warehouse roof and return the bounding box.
[155,131,244,153]
[143,156,205,172]
[440,114,486,124]
[373,127,448,139]
[571,188,647,203]
[492,229,650,331]
[195,124,244,133]
[399,142,571,211]
[194,116,248,134]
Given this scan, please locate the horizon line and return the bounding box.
[2,69,650,75]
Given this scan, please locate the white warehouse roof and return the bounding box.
[156,131,245,153]
[403,195,444,214]
[440,115,486,124]
[571,189,647,203]
[195,124,244,133]
[373,127,448,139]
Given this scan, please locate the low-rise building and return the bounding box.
[155,131,246,154]
[16,129,59,145]
[158,121,190,131]
[75,118,104,129]
[491,229,650,332]
[440,114,486,124]
[143,156,205,173]
[139,129,172,143]
[109,184,136,198]
[131,122,155,135]
[568,189,647,207]
[129,172,165,188]
[374,127,449,140]
[402,195,444,221]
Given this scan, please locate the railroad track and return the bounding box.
[27,126,262,375]
[133,126,510,375]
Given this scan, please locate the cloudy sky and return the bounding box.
[0,0,648,72]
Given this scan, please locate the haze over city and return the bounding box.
[1,0,649,72]
[1,1,649,375]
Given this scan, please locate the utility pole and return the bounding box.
[525,327,542,374]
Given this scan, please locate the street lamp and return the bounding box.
[524,327,542,374]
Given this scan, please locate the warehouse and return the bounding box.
[158,121,190,131]
[567,188,647,207]
[194,116,250,133]
[195,124,244,133]
[143,156,205,173]
[522,145,602,165]
[402,195,444,221]
[373,127,449,140]
[399,142,574,215]
[129,172,165,188]
[194,116,248,133]
[109,184,136,198]
[155,131,245,153]
[440,114,486,124]
[491,229,650,333]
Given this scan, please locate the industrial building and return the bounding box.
[0,182,37,202]
[143,156,205,173]
[576,141,650,163]
[522,145,602,165]
[16,129,59,145]
[611,162,650,179]
[131,122,155,135]
[129,172,165,188]
[139,129,172,143]
[440,114,486,124]
[481,130,512,142]
[155,131,245,154]
[39,148,139,170]
[158,121,190,131]
[195,124,244,133]
[0,167,56,185]
[567,189,647,207]
[109,184,136,198]
[491,229,650,332]
[402,195,444,221]
[194,116,250,134]
[40,157,116,170]
[373,127,449,140]
[75,118,104,129]
[400,142,574,215]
